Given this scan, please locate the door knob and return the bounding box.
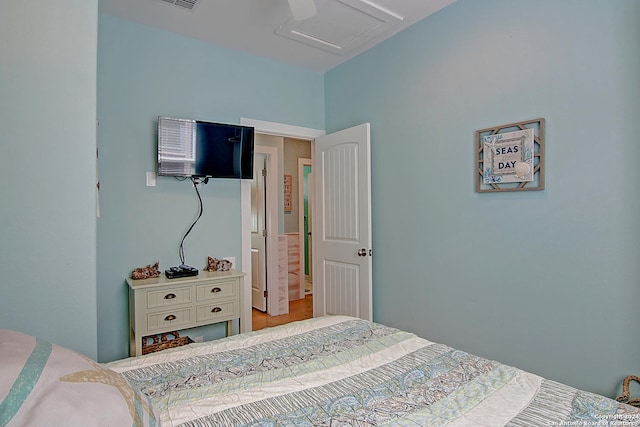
[357,248,367,257]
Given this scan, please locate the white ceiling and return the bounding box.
[98,0,456,72]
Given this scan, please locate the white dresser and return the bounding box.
[126,270,245,357]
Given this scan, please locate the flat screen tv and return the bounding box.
[157,116,254,179]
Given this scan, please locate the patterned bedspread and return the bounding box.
[107,316,640,426]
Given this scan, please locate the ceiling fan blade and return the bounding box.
[288,0,317,21]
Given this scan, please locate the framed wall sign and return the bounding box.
[476,118,545,192]
[284,174,292,212]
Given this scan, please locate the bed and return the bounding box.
[2,316,639,426]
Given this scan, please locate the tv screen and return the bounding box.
[157,117,254,179]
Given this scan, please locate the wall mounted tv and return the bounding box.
[157,116,255,179]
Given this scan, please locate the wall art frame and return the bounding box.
[476,118,545,193]
[283,174,292,212]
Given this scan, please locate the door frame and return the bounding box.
[251,147,277,313]
[240,118,324,332]
[298,157,312,300]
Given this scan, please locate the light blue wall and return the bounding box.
[97,15,324,362]
[0,2,98,358]
[325,0,640,397]
[6,0,634,400]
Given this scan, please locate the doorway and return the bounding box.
[241,119,373,331]
[250,138,313,330]
[299,158,312,297]
[250,153,267,312]
[241,119,324,332]
[249,144,278,317]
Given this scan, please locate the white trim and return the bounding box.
[240,180,252,332]
[240,118,324,331]
[298,157,312,300]
[241,146,278,330]
[260,146,280,316]
[241,118,325,140]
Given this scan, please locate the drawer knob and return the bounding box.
[164,293,176,299]
[211,307,222,313]
[164,314,177,321]
[211,287,222,293]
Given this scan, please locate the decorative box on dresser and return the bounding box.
[126,270,246,357]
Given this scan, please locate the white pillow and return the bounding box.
[0,329,159,426]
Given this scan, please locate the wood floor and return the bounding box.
[252,295,313,331]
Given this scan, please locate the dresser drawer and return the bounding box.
[127,270,245,357]
[147,287,192,309]
[196,280,237,302]
[196,301,237,322]
[147,308,193,332]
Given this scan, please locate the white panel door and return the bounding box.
[251,154,267,311]
[313,123,372,321]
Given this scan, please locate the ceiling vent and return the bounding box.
[158,0,199,11]
[276,0,402,55]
